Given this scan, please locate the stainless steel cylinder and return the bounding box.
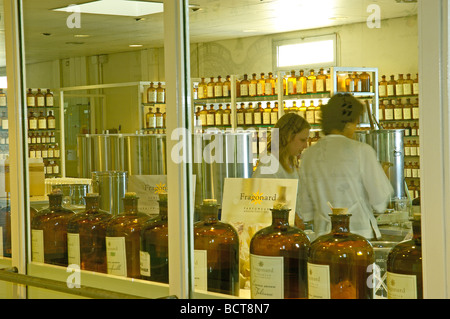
[123,134,167,175]
[91,171,128,215]
[356,129,405,199]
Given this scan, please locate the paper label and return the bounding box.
[270,112,278,125]
[395,84,404,96]
[31,229,45,263]
[67,233,81,266]
[307,262,331,299]
[240,84,248,96]
[206,114,215,126]
[214,86,222,97]
[413,83,419,95]
[316,80,324,92]
[387,272,417,299]
[194,249,208,291]
[106,236,127,277]
[245,112,253,125]
[403,108,412,120]
[306,80,315,93]
[387,85,395,96]
[128,175,168,215]
[262,112,271,125]
[254,112,262,125]
[27,96,35,107]
[287,82,295,94]
[403,84,412,95]
[46,96,54,107]
[384,109,394,121]
[264,83,272,95]
[222,113,230,125]
[237,113,245,125]
[257,83,264,96]
[140,251,151,277]
[379,85,386,97]
[250,254,284,299]
[215,113,222,126]
[249,84,257,96]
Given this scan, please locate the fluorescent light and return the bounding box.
[53,0,164,18]
[129,44,143,47]
[278,40,334,68]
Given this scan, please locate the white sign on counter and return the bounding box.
[128,175,168,216]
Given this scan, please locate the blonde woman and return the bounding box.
[252,112,311,228]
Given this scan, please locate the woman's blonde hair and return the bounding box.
[267,113,311,172]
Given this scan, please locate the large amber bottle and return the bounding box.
[193,199,239,296]
[239,74,250,97]
[0,197,11,257]
[105,192,150,278]
[198,77,207,99]
[386,215,423,299]
[31,190,75,266]
[307,208,374,299]
[286,70,297,95]
[249,187,310,299]
[67,193,111,273]
[297,70,307,94]
[140,192,169,283]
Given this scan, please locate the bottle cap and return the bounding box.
[158,192,168,202]
[124,192,138,199]
[202,199,217,206]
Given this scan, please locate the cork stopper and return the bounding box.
[331,207,349,215]
[85,193,99,198]
[273,186,289,210]
[124,192,138,199]
[202,199,217,206]
[48,188,63,197]
[158,191,168,202]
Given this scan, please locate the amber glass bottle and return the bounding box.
[286,70,297,95]
[240,74,250,97]
[360,71,371,92]
[387,75,397,97]
[35,88,45,107]
[249,73,258,97]
[45,89,54,107]
[0,198,11,257]
[207,77,215,99]
[31,190,75,266]
[308,208,374,299]
[215,104,224,126]
[67,193,111,273]
[193,199,239,296]
[105,193,150,278]
[254,102,264,126]
[263,102,272,125]
[396,74,405,96]
[156,82,165,103]
[249,189,310,299]
[26,88,35,108]
[140,193,169,283]
[147,82,157,103]
[237,103,245,126]
[316,68,327,93]
[198,78,207,99]
[297,70,307,94]
[271,102,279,125]
[223,75,231,98]
[214,76,223,98]
[387,215,423,299]
[379,75,388,98]
[265,72,275,96]
[207,104,216,127]
[403,73,414,96]
[223,104,231,126]
[306,69,317,93]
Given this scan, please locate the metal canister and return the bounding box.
[91,171,128,215]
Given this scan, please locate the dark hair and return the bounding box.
[320,93,364,135]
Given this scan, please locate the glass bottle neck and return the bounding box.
[412,219,422,243]
[201,205,219,224]
[271,209,290,228]
[85,198,100,211]
[123,198,139,214]
[159,202,168,220]
[48,195,63,210]
[330,214,351,234]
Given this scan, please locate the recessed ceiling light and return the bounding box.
[53,0,164,18]
[74,34,90,38]
[129,44,143,48]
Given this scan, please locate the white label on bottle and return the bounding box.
[262,112,271,125]
[194,249,208,291]
[206,114,215,126]
[245,112,253,125]
[156,117,164,128]
[197,88,204,99]
[46,96,54,107]
[306,110,315,123]
[215,113,222,126]
[264,83,272,96]
[222,114,230,125]
[54,148,60,158]
[384,109,394,121]
[405,167,411,178]
[410,145,417,156]
[106,236,127,277]
[394,109,403,120]
[357,81,362,92]
[140,251,151,277]
[42,149,48,158]
[27,96,35,107]
[257,83,264,96]
[237,113,245,125]
[2,119,7,130]
[240,84,248,96]
[326,78,331,91]
[306,80,315,93]
[29,119,37,130]
[0,97,6,107]
[29,150,36,159]
[250,254,284,299]
[387,272,417,299]
[35,149,42,159]
[31,229,45,263]
[157,92,165,104]
[379,85,387,97]
[37,96,45,107]
[270,112,278,125]
[378,109,384,121]
[412,107,419,119]
[38,119,47,129]
[206,86,214,98]
[412,167,418,178]
[403,108,412,120]
[53,164,60,174]
[249,83,257,96]
[405,145,411,156]
[47,164,53,175]
[287,82,295,94]
[387,85,395,96]
[223,85,229,97]
[403,84,412,95]
[254,112,262,125]
[307,262,331,299]
[413,83,419,95]
[67,233,81,267]
[214,85,222,97]
[199,114,207,126]
[396,84,404,96]
[316,80,324,92]
[47,118,55,129]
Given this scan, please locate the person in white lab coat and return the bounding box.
[252,113,311,228]
[298,93,393,240]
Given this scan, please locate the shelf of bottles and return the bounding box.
[142,82,166,134]
[0,89,9,161]
[26,88,61,178]
[192,67,379,155]
[377,73,420,199]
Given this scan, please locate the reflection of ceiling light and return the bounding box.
[74,34,90,38]
[129,44,143,47]
[53,0,164,18]
[65,41,85,45]
[329,16,348,21]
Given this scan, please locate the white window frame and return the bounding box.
[273,33,338,73]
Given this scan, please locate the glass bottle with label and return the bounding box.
[37,111,47,130]
[387,214,422,299]
[360,71,371,92]
[412,99,420,120]
[207,77,215,99]
[345,73,355,92]
[403,74,414,96]
[316,68,327,93]
[146,107,155,129]
[306,69,317,94]
[393,99,403,121]
[222,75,231,98]
[257,73,265,96]
[265,72,275,96]
[286,70,297,95]
[31,189,75,266]
[290,101,299,115]
[140,192,169,283]
[403,98,413,121]
[198,104,208,127]
[147,82,157,103]
[315,100,323,125]
[296,70,307,94]
[193,199,239,296]
[214,76,223,98]
[396,74,405,96]
[249,73,258,97]
[298,100,307,119]
[198,78,207,99]
[26,88,35,108]
[67,193,111,273]
[28,111,37,130]
[0,89,6,107]
[105,192,150,278]
[239,74,250,97]
[353,72,361,92]
[237,103,245,126]
[270,102,279,125]
[45,89,54,107]
[263,102,272,125]
[379,75,388,98]
[387,75,397,97]
[378,100,386,121]
[0,197,11,257]
[207,104,216,127]
[306,101,315,124]
[413,73,419,95]
[384,100,395,121]
[245,103,254,126]
[274,74,286,96]
[1,112,8,131]
[215,104,224,126]
[249,187,310,299]
[254,102,263,126]
[35,88,45,107]
[307,207,374,299]
[156,82,165,103]
[155,107,164,128]
[223,104,231,126]
[47,110,56,129]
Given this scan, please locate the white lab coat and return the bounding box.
[298,134,393,239]
[252,153,301,214]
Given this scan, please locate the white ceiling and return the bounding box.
[16,0,418,65]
